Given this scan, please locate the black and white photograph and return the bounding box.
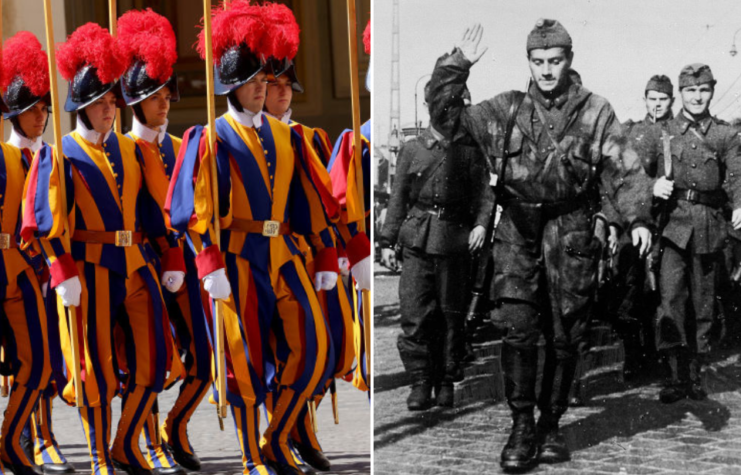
[373,1,741,473]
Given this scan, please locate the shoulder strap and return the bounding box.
[495,91,526,192]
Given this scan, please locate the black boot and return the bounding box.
[293,441,330,472]
[659,349,688,404]
[536,413,570,464]
[687,355,707,401]
[500,411,537,472]
[499,343,538,472]
[436,382,454,408]
[406,379,434,411]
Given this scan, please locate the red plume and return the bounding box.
[196,0,266,64]
[260,3,300,60]
[0,31,50,97]
[117,9,177,83]
[363,19,370,55]
[56,23,124,84]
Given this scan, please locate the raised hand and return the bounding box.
[456,23,488,64]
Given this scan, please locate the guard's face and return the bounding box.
[85,91,117,134]
[265,75,293,118]
[234,71,269,114]
[644,90,673,120]
[528,47,572,94]
[139,86,172,129]
[680,83,714,116]
[17,101,49,140]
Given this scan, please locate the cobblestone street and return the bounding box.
[0,372,369,474]
[375,264,741,475]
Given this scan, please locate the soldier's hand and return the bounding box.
[733,208,741,230]
[469,225,486,252]
[608,225,620,256]
[456,24,488,64]
[653,177,674,200]
[631,226,652,258]
[381,248,398,271]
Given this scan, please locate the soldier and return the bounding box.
[0,31,75,475]
[610,75,675,380]
[167,3,338,474]
[380,116,494,409]
[642,64,741,404]
[117,9,203,474]
[22,23,185,475]
[426,20,652,471]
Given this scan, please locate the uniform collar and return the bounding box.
[677,109,712,135]
[420,126,448,149]
[9,127,43,153]
[132,115,168,145]
[644,110,674,124]
[76,115,112,144]
[265,108,292,124]
[529,78,572,110]
[227,101,263,129]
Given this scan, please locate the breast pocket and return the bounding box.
[700,153,720,188]
[564,136,595,185]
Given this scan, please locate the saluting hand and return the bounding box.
[457,24,488,64]
[469,225,486,252]
[732,208,741,230]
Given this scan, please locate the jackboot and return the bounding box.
[687,355,707,401]
[659,349,688,404]
[536,412,569,464]
[499,344,538,472]
[500,412,537,472]
[406,379,434,411]
[536,351,576,464]
[436,382,454,408]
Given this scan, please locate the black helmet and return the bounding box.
[3,76,50,119]
[214,43,266,96]
[64,64,125,112]
[267,57,304,93]
[121,59,180,106]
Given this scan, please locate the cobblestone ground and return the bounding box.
[0,371,369,474]
[375,264,741,475]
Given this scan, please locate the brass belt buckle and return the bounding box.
[686,190,698,204]
[0,233,11,250]
[115,230,133,247]
[262,220,280,238]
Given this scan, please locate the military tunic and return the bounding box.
[641,112,741,355]
[381,127,493,381]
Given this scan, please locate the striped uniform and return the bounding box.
[22,131,185,475]
[129,127,212,468]
[0,142,52,471]
[166,112,336,474]
[327,120,372,392]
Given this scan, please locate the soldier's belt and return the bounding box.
[0,234,18,250]
[673,188,726,209]
[227,218,291,237]
[72,230,143,247]
[413,202,470,221]
[503,197,584,217]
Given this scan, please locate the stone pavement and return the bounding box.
[0,375,369,474]
[375,263,741,475]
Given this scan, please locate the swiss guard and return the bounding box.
[117,9,208,474]
[327,18,372,393]
[166,1,339,474]
[2,30,74,475]
[0,34,53,475]
[21,22,184,475]
[261,4,355,472]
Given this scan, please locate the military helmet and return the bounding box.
[1,32,51,119]
[262,3,303,93]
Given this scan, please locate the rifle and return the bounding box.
[466,92,524,321]
[645,129,673,292]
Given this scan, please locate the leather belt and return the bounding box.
[503,197,584,217]
[0,233,18,250]
[72,230,143,247]
[673,187,726,209]
[413,201,470,221]
[227,218,291,237]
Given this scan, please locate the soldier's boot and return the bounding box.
[406,376,434,411]
[500,344,538,472]
[290,394,331,472]
[443,311,465,383]
[27,394,76,474]
[537,353,576,464]
[110,385,157,475]
[0,385,44,475]
[398,338,434,411]
[161,376,211,472]
[141,410,185,475]
[659,349,689,404]
[261,387,310,475]
[687,354,708,401]
[231,404,277,475]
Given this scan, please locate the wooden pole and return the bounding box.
[203,0,228,424]
[345,0,371,389]
[109,0,121,135]
[43,0,85,409]
[0,0,4,142]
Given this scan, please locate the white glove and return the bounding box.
[314,271,338,291]
[351,256,371,291]
[41,282,49,299]
[338,257,350,277]
[161,271,185,293]
[56,276,82,307]
[202,268,232,301]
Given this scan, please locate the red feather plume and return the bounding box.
[56,23,125,84]
[196,0,266,64]
[363,19,370,55]
[0,31,50,97]
[260,3,300,60]
[117,9,177,83]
